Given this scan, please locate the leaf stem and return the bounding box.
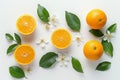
[25,76,28,79]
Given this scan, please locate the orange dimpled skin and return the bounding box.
[51,28,72,49]
[16,14,36,35]
[14,44,35,65]
[83,40,103,60]
[86,9,107,29]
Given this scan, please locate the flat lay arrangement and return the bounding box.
[0,0,120,80]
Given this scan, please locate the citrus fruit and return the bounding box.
[14,44,35,65]
[16,14,36,35]
[86,9,107,29]
[51,28,72,49]
[83,40,103,60]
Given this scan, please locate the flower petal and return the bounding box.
[36,41,40,45]
[41,43,45,49]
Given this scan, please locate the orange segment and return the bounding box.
[14,44,35,65]
[51,28,72,49]
[83,40,103,60]
[86,9,107,29]
[16,14,36,35]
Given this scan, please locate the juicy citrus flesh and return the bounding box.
[14,44,35,65]
[86,9,107,29]
[51,28,72,49]
[83,40,103,60]
[16,14,36,35]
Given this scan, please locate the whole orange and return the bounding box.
[83,40,103,60]
[86,9,107,29]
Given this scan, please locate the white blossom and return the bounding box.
[49,15,59,27]
[44,15,59,31]
[103,30,114,42]
[36,38,49,49]
[73,32,84,46]
[56,54,70,67]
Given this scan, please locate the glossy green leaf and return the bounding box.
[37,4,50,23]
[96,61,111,71]
[89,29,104,37]
[107,23,117,34]
[9,66,25,78]
[39,52,58,68]
[101,40,113,57]
[14,33,21,44]
[7,44,18,55]
[72,57,83,73]
[65,11,81,31]
[5,33,14,41]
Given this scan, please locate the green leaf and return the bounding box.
[5,33,14,41]
[89,29,104,37]
[71,57,83,73]
[39,52,58,68]
[7,44,18,55]
[101,40,113,57]
[65,11,81,31]
[96,61,111,71]
[37,4,50,23]
[107,23,117,34]
[14,33,21,44]
[9,66,25,78]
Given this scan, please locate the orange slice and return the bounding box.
[51,28,72,49]
[14,44,35,65]
[16,14,36,35]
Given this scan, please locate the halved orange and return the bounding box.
[16,14,36,35]
[14,44,35,65]
[51,28,72,49]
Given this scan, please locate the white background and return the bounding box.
[0,0,120,80]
